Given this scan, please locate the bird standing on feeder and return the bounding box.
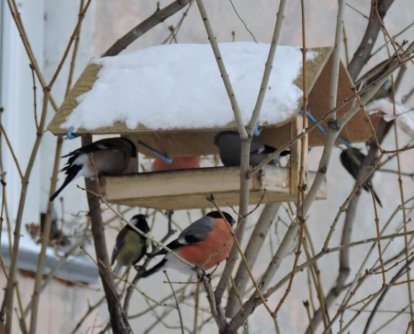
[142,211,235,278]
[50,137,137,201]
[214,131,290,167]
[111,214,150,275]
[340,147,382,207]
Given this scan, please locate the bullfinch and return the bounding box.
[142,211,235,277]
[340,147,382,207]
[50,138,136,201]
[214,131,290,167]
[111,214,150,275]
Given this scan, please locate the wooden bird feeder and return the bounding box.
[47,43,371,210]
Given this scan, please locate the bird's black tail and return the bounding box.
[373,189,383,208]
[141,259,167,278]
[50,165,82,201]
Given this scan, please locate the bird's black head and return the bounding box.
[121,138,137,158]
[213,131,238,146]
[207,211,236,226]
[130,214,150,233]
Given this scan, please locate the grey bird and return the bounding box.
[50,137,136,201]
[214,131,290,167]
[340,147,382,207]
[111,214,150,275]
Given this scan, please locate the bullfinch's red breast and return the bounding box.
[151,156,201,171]
[142,211,235,277]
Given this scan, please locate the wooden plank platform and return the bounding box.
[102,166,326,210]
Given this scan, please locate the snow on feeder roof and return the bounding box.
[48,43,371,157]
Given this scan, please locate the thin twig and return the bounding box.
[164,271,185,334]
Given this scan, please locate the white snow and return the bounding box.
[365,98,414,138]
[62,43,317,131]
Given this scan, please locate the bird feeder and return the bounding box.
[47,43,370,210]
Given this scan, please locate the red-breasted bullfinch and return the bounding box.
[50,138,136,201]
[214,131,290,167]
[142,211,235,277]
[340,147,382,207]
[151,156,201,171]
[111,214,150,275]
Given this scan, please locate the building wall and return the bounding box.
[1,0,413,333]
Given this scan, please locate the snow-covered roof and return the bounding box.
[48,43,332,135]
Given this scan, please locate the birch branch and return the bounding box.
[226,204,281,317]
[29,2,89,331]
[223,44,413,334]
[246,0,288,134]
[81,135,131,334]
[214,0,288,309]
[103,0,192,57]
[195,0,247,139]
[347,0,396,81]
[305,42,414,333]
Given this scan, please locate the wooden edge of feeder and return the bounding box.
[99,166,326,210]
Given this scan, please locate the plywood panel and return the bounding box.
[307,54,372,146]
[103,166,325,210]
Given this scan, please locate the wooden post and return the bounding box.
[82,134,131,334]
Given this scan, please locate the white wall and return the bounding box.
[2,0,413,333]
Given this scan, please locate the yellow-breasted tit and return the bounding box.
[340,147,382,207]
[214,131,290,167]
[111,214,150,275]
[50,138,137,201]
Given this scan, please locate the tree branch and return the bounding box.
[226,204,281,317]
[103,0,192,57]
[347,0,396,81]
[82,135,131,334]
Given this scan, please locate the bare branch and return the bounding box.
[103,0,193,57]
[347,0,396,81]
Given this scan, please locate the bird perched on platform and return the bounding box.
[214,131,290,167]
[142,211,235,278]
[50,137,137,201]
[111,214,150,275]
[340,147,382,207]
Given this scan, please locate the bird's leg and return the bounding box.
[195,267,211,283]
[166,210,174,234]
[133,265,145,272]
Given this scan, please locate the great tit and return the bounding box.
[111,214,150,275]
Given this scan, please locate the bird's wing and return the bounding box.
[156,216,215,256]
[62,138,126,158]
[340,148,364,178]
[111,227,128,266]
[250,140,266,155]
[177,216,215,245]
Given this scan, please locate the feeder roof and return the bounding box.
[49,43,330,134]
[48,43,372,151]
